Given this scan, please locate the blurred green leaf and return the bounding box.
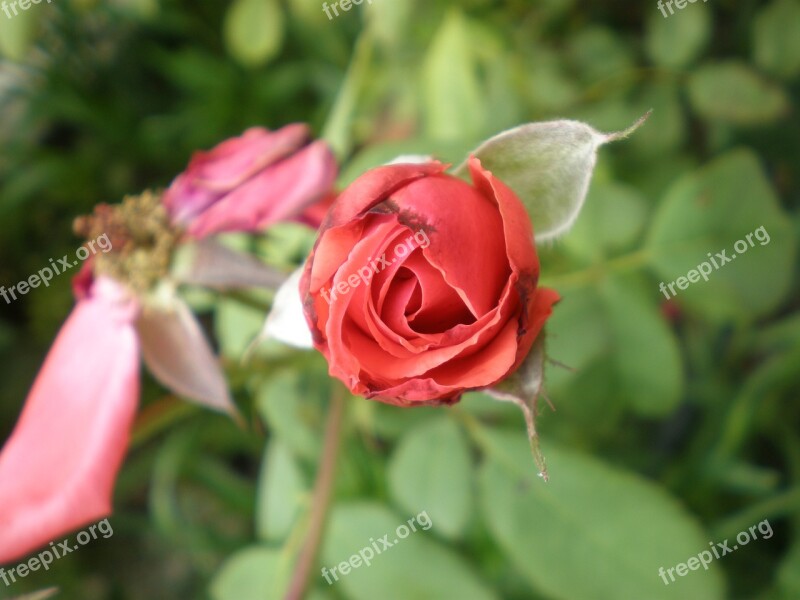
[647,149,797,319]
[387,417,473,539]
[223,0,285,68]
[545,277,683,417]
[0,7,37,61]
[645,2,710,69]
[564,181,649,260]
[522,47,581,112]
[365,0,415,48]
[777,541,800,598]
[687,62,789,124]
[601,278,683,416]
[210,547,290,600]
[479,431,725,600]
[257,371,323,461]
[321,503,498,600]
[753,0,800,79]
[629,81,686,155]
[322,33,374,158]
[422,11,486,142]
[569,26,636,84]
[215,298,265,359]
[339,138,473,187]
[256,439,307,542]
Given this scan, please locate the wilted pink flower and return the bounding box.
[0,125,337,564]
[164,124,336,236]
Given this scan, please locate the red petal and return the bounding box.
[391,172,509,317]
[324,162,447,228]
[0,278,140,563]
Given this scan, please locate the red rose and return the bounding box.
[300,158,559,406]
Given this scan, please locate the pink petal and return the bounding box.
[164,124,311,224]
[137,297,239,417]
[0,278,140,564]
[187,141,338,238]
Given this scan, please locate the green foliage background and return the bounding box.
[0,0,798,598]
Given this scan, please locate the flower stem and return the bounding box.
[284,384,346,600]
[540,249,651,290]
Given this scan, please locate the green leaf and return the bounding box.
[645,2,710,69]
[563,181,649,261]
[629,82,686,155]
[215,298,265,359]
[0,7,37,61]
[543,277,683,417]
[479,431,725,600]
[753,0,800,79]
[321,503,498,600]
[210,547,290,600]
[647,149,797,319]
[223,0,285,68]
[455,114,650,242]
[422,11,486,142]
[257,371,323,462]
[364,0,416,48]
[568,26,636,84]
[256,439,307,542]
[387,417,473,538]
[600,278,683,416]
[339,138,474,188]
[777,541,800,597]
[687,62,789,124]
[322,33,374,158]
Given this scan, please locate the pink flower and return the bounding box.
[0,125,337,564]
[164,124,336,236]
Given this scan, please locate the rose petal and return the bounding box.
[193,125,310,190]
[187,141,337,238]
[324,162,447,229]
[0,278,140,563]
[164,125,311,224]
[296,192,336,230]
[391,172,510,316]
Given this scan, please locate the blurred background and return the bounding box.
[0,0,798,598]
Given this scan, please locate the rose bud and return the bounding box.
[300,158,559,406]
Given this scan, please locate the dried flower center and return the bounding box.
[73,191,180,294]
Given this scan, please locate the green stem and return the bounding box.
[130,395,196,449]
[540,249,651,290]
[284,384,346,600]
[710,487,800,541]
[217,289,272,313]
